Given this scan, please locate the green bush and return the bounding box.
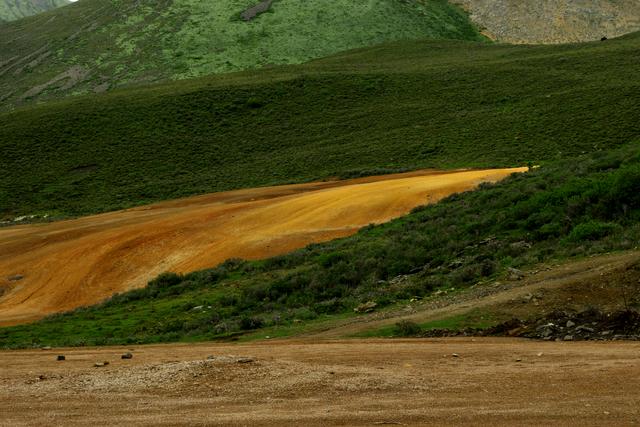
[567,221,621,242]
[394,320,422,337]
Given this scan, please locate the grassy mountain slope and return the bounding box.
[0,0,67,22]
[0,0,483,108]
[2,143,638,347]
[1,32,639,220]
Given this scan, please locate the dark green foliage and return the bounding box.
[394,320,422,337]
[2,143,640,348]
[2,33,640,220]
[567,221,621,242]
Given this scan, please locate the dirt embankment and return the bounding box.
[453,0,640,43]
[1,338,640,426]
[0,168,525,326]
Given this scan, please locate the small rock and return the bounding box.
[94,361,109,367]
[566,320,576,328]
[537,352,544,357]
[8,274,24,282]
[236,357,254,364]
[41,346,52,351]
[452,353,459,358]
[563,335,574,341]
[576,325,595,333]
[507,267,525,281]
[354,301,377,313]
[206,355,216,360]
[121,352,133,359]
[515,358,522,362]
[191,305,204,311]
[57,355,65,361]
[509,241,532,251]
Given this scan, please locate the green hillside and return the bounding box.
[0,0,67,22]
[1,32,639,221]
[2,143,638,348]
[0,0,483,108]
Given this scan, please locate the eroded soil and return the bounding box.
[0,168,524,326]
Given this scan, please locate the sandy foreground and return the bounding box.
[0,168,524,325]
[0,338,639,426]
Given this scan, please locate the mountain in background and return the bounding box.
[0,0,483,109]
[0,0,68,22]
[454,0,640,43]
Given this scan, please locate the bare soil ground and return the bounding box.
[0,168,524,326]
[1,338,639,426]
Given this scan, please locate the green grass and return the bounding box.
[0,0,483,108]
[1,32,640,220]
[351,311,496,338]
[2,143,639,348]
[0,0,67,22]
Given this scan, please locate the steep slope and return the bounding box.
[0,0,68,22]
[453,0,640,43]
[0,168,522,325]
[0,0,483,108]
[1,32,639,220]
[1,144,638,346]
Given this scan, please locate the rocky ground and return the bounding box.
[453,0,640,43]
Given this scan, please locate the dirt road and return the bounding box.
[0,168,524,326]
[1,338,639,426]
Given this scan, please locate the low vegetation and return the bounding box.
[1,143,638,348]
[2,32,640,220]
[0,0,483,107]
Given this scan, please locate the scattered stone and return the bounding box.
[121,352,133,360]
[240,0,273,21]
[537,352,544,357]
[57,355,65,361]
[7,274,24,281]
[507,267,525,280]
[236,357,254,364]
[566,320,576,328]
[94,361,110,367]
[354,301,377,313]
[564,335,574,341]
[576,325,595,333]
[515,358,522,362]
[509,241,532,251]
[206,355,216,360]
[191,305,204,311]
[451,353,459,358]
[41,346,52,351]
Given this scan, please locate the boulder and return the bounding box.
[354,301,377,313]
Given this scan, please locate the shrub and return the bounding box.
[567,221,620,242]
[239,316,264,330]
[394,320,422,337]
[148,272,183,289]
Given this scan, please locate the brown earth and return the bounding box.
[1,338,640,426]
[0,167,525,326]
[453,0,640,44]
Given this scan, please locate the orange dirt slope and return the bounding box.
[0,168,526,326]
